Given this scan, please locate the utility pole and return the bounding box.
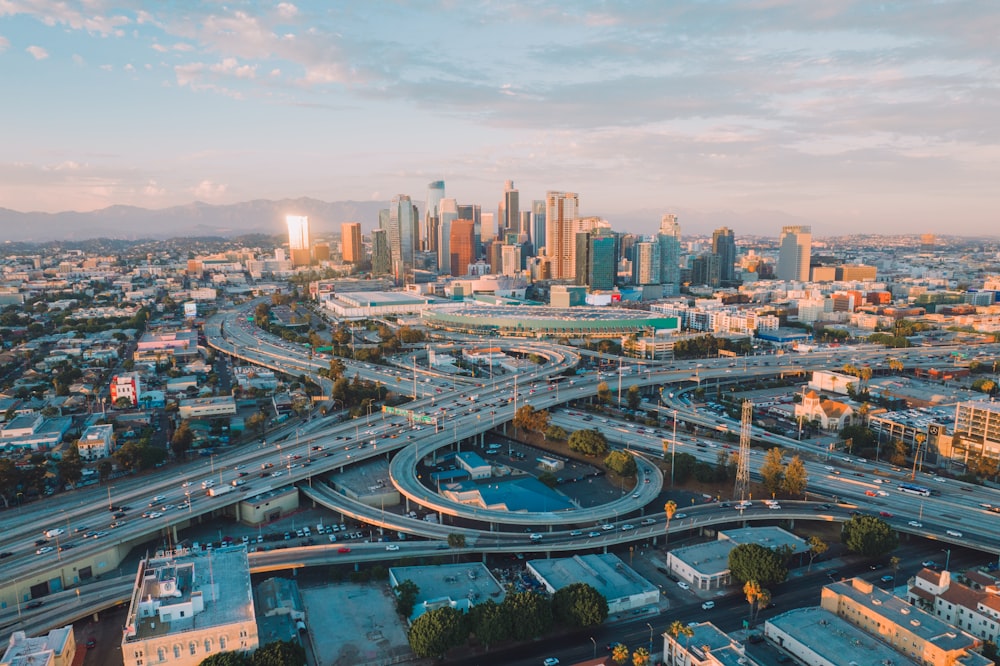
[734,399,752,502]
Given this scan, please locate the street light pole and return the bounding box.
[590,637,596,659]
[646,622,654,656]
[942,548,952,571]
[671,409,678,488]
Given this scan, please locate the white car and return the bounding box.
[601,524,615,531]
[677,581,691,590]
[701,601,715,610]
[386,544,400,551]
[946,529,963,538]
[147,511,162,519]
[543,659,560,666]
[908,520,923,528]
[824,466,835,472]
[36,546,54,555]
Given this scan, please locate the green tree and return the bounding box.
[407,607,468,659]
[447,533,466,548]
[0,458,22,508]
[807,535,828,571]
[97,459,113,484]
[250,639,306,666]
[199,653,250,666]
[394,580,419,618]
[467,599,510,651]
[171,420,194,459]
[246,411,267,437]
[57,444,84,487]
[544,424,568,441]
[759,447,785,497]
[841,514,899,558]
[597,381,612,404]
[604,450,637,477]
[551,582,609,628]
[502,591,552,640]
[782,455,808,497]
[626,385,642,411]
[568,428,609,456]
[728,543,788,586]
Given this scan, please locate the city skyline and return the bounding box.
[2,2,999,237]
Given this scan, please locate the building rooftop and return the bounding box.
[766,606,920,666]
[827,577,978,653]
[123,545,255,643]
[720,526,810,554]
[527,553,658,602]
[388,562,505,622]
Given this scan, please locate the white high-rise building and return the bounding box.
[777,225,812,282]
[544,191,580,280]
[633,240,661,285]
[286,215,311,267]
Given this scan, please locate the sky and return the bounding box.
[1,1,999,237]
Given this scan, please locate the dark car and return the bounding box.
[827,570,841,579]
[26,600,43,609]
[0,552,13,559]
[34,539,48,547]
[85,638,96,648]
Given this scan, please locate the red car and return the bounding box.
[338,547,351,554]
[879,511,893,518]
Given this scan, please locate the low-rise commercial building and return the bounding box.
[388,563,505,623]
[121,546,259,666]
[528,553,659,615]
[0,626,77,666]
[178,396,237,419]
[821,577,989,666]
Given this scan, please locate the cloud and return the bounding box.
[0,35,8,53]
[26,45,48,60]
[192,179,227,200]
[277,3,298,19]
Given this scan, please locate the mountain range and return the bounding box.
[0,198,860,243]
[0,198,388,243]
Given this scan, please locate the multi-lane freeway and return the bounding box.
[3,301,999,636]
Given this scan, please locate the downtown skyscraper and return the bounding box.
[286,215,311,267]
[380,195,419,283]
[341,222,363,264]
[777,225,812,281]
[424,180,445,253]
[501,180,519,235]
[712,227,736,283]
[544,191,580,280]
[657,213,681,294]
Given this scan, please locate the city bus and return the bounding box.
[897,483,931,497]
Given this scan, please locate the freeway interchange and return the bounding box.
[3,303,1000,634]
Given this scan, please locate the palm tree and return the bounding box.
[744,580,762,627]
[664,500,677,548]
[612,642,630,664]
[632,647,650,666]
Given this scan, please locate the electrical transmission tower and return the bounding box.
[734,399,752,502]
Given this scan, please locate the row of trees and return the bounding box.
[404,584,608,658]
[758,448,809,498]
[198,640,305,666]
